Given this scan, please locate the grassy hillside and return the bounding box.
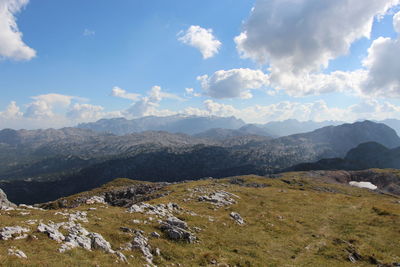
[1,173,400,266]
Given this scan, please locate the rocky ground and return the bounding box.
[1,172,400,266]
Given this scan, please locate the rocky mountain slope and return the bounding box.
[78,115,246,135]
[1,120,399,205]
[1,173,400,266]
[289,141,400,172]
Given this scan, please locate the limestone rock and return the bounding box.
[160,217,196,243]
[89,233,115,254]
[0,188,16,209]
[198,191,237,207]
[8,248,27,259]
[166,216,188,229]
[130,232,154,264]
[37,223,65,242]
[85,196,106,205]
[230,212,245,225]
[0,226,30,240]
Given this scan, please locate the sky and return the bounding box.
[1,0,400,129]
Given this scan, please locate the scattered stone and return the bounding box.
[37,223,65,242]
[25,220,38,225]
[127,202,181,217]
[19,204,44,211]
[85,196,106,205]
[230,212,245,225]
[166,216,188,229]
[160,217,196,243]
[132,219,142,224]
[193,227,202,232]
[129,232,154,264]
[0,226,30,240]
[198,191,237,207]
[115,251,128,263]
[229,178,270,188]
[89,233,115,254]
[154,247,161,256]
[151,231,160,238]
[8,248,27,259]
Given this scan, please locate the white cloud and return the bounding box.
[270,69,367,97]
[111,86,140,101]
[234,0,400,98]
[183,98,400,124]
[0,0,36,60]
[123,86,181,118]
[236,0,398,74]
[198,68,270,99]
[66,103,104,121]
[178,25,221,59]
[185,88,201,97]
[394,11,400,33]
[0,101,22,119]
[361,36,400,97]
[24,93,75,119]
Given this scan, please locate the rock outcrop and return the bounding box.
[0,226,30,240]
[0,188,16,209]
[160,216,196,243]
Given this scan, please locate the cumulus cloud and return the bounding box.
[0,0,36,60]
[183,98,400,123]
[123,86,181,118]
[236,0,398,73]
[185,88,201,97]
[361,36,400,97]
[233,0,400,98]
[198,68,270,99]
[0,101,22,119]
[66,103,105,121]
[178,25,221,59]
[111,86,140,101]
[24,94,75,119]
[394,11,400,33]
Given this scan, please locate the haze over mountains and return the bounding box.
[1,117,400,204]
[78,115,400,137]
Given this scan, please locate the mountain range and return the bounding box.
[78,115,400,137]
[1,120,399,204]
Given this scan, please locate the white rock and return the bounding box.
[37,223,65,243]
[131,232,154,264]
[89,233,115,253]
[0,226,30,240]
[86,196,106,205]
[230,212,245,225]
[8,248,27,259]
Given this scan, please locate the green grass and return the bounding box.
[1,173,400,266]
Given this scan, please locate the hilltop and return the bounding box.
[1,172,400,266]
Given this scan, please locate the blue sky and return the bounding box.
[1,0,400,129]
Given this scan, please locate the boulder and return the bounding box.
[8,248,27,259]
[230,212,245,225]
[0,226,30,240]
[198,191,237,207]
[37,223,65,242]
[89,233,115,254]
[160,217,196,243]
[0,188,16,209]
